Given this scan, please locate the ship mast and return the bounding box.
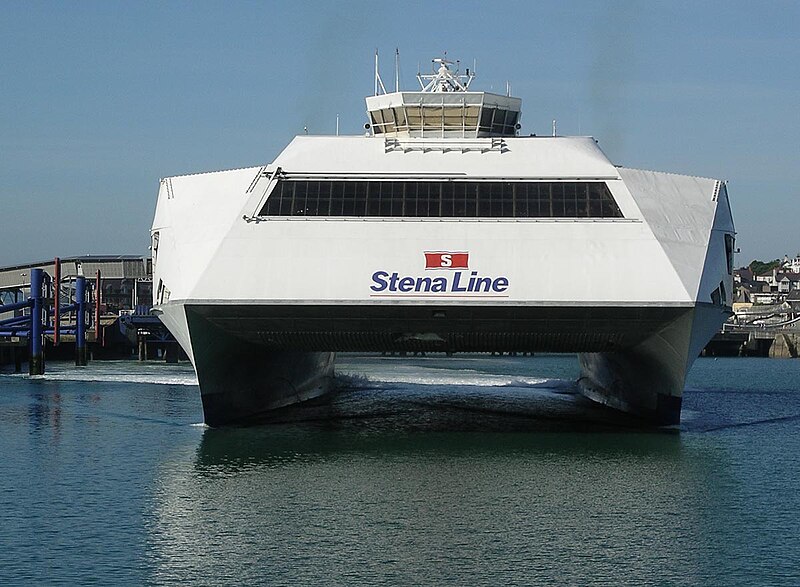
[416,58,475,92]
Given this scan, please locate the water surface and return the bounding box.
[1,355,799,585]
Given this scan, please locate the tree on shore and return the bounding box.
[748,259,781,275]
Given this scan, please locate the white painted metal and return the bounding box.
[151,57,734,426]
[416,57,474,92]
[153,135,728,308]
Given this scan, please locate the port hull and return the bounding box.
[184,306,335,426]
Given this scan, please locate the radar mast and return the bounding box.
[367,52,521,139]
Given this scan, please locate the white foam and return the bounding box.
[27,361,199,386]
[336,365,552,389]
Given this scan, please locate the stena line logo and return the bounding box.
[370,251,510,296]
[424,252,469,270]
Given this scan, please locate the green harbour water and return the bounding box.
[1,355,799,585]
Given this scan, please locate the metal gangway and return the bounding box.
[0,260,94,374]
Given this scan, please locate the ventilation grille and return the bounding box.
[250,330,626,353]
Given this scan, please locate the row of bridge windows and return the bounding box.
[369,106,519,136]
[259,180,624,218]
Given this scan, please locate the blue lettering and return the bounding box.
[492,277,509,293]
[371,270,508,294]
[452,271,467,292]
[415,277,432,292]
[370,271,389,292]
[398,277,415,292]
[474,276,492,292]
[431,277,447,292]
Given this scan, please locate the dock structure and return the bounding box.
[0,255,151,306]
[0,255,182,372]
[704,324,800,358]
[711,294,800,358]
[0,263,90,373]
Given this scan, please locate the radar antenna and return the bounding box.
[416,57,475,92]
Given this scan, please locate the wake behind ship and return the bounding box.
[151,57,735,426]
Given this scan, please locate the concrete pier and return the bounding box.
[769,333,799,359]
[704,330,800,358]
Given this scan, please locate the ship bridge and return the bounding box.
[366,57,521,138]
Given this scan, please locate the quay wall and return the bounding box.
[769,333,799,359]
[704,331,799,358]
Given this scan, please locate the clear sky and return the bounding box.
[1,0,798,267]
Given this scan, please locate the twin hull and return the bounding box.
[158,300,727,426]
[152,136,735,426]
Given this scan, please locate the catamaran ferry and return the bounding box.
[151,57,735,426]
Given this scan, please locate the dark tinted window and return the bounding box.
[725,233,735,275]
[260,181,623,218]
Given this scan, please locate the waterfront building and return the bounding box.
[0,256,151,312]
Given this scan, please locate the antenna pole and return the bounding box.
[395,48,400,92]
[336,115,339,136]
[552,119,557,137]
[374,49,387,95]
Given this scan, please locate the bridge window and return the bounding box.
[370,105,519,137]
[259,181,623,218]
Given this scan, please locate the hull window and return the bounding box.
[260,181,623,219]
[724,233,735,275]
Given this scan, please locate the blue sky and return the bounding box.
[1,0,798,266]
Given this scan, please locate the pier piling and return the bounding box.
[29,268,45,375]
[75,276,88,366]
[94,269,102,346]
[53,257,61,346]
[13,345,22,373]
[138,334,148,361]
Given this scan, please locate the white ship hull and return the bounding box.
[156,298,729,425]
[152,131,734,427]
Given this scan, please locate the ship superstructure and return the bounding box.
[151,57,734,426]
